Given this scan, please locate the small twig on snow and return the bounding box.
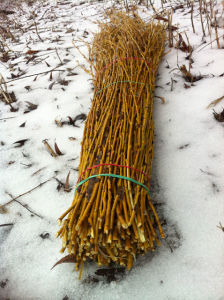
[3,178,52,206]
[0,116,16,121]
[0,223,14,227]
[33,19,43,42]
[4,191,44,219]
[55,47,63,65]
[4,67,65,84]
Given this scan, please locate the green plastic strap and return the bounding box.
[96,81,145,95]
[75,173,150,196]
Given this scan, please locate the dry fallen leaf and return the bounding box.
[26,50,39,55]
[64,171,71,192]
[54,142,63,155]
[19,122,26,127]
[0,205,8,214]
[24,101,38,113]
[213,109,224,122]
[13,139,29,148]
[51,254,76,270]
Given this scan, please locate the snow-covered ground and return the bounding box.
[0,0,224,299]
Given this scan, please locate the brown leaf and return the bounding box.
[54,142,63,155]
[0,205,8,214]
[179,65,203,83]
[51,254,76,270]
[13,139,29,148]
[48,82,55,90]
[154,15,178,30]
[213,109,224,122]
[175,34,192,53]
[73,113,87,127]
[19,122,26,127]
[26,50,39,55]
[64,171,70,192]
[67,116,73,125]
[24,101,38,113]
[24,86,31,91]
[49,71,53,81]
[59,79,70,86]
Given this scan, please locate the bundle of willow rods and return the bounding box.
[57,12,166,276]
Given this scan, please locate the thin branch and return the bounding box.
[55,47,63,65]
[0,223,14,227]
[199,0,206,37]
[39,8,49,21]
[4,67,65,84]
[197,34,224,52]
[4,191,44,219]
[33,19,43,42]
[31,167,46,177]
[191,2,195,34]
[0,116,16,121]
[3,178,52,206]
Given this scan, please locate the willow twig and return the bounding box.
[56,11,165,277]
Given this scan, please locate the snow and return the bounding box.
[0,0,224,299]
